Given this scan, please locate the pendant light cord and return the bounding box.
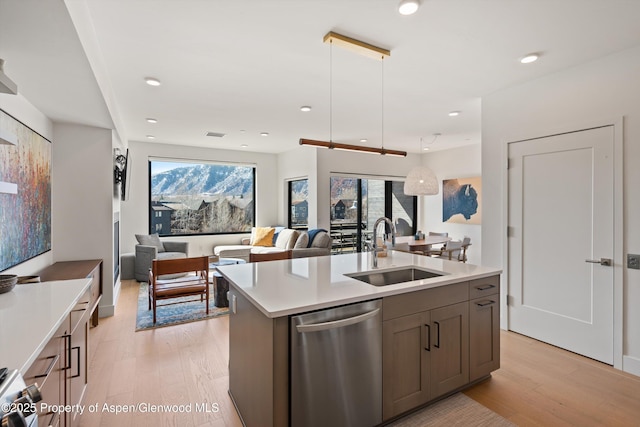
[330,40,333,143]
[381,57,385,151]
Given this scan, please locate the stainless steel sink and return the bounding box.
[345,266,443,286]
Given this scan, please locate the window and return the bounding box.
[149,159,255,236]
[330,176,416,252]
[288,179,308,229]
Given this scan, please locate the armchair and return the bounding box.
[134,234,189,282]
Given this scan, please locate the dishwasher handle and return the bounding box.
[295,308,380,333]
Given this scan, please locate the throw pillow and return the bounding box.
[275,229,300,249]
[252,227,275,247]
[311,232,331,249]
[307,228,329,248]
[135,233,165,252]
[294,233,309,249]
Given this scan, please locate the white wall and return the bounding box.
[122,141,279,256]
[482,45,640,376]
[52,122,118,316]
[277,146,318,227]
[0,97,120,316]
[0,95,53,276]
[422,145,482,265]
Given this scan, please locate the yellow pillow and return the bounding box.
[251,227,275,247]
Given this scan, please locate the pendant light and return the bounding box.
[299,32,407,157]
[404,135,439,195]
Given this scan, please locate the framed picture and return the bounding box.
[442,176,481,224]
[0,109,52,271]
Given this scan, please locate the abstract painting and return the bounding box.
[0,110,51,271]
[442,177,482,224]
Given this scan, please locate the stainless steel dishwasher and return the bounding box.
[291,299,382,427]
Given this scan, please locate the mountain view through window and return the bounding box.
[149,160,255,235]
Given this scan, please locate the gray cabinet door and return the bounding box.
[430,301,469,398]
[470,296,500,381]
[382,311,431,420]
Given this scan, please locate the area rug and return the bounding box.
[135,282,229,331]
[390,393,514,427]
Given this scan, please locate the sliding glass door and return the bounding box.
[330,176,416,253]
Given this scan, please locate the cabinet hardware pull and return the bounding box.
[434,321,440,348]
[34,354,59,379]
[71,346,81,378]
[47,410,60,427]
[230,293,237,314]
[475,284,495,291]
[296,308,380,333]
[424,324,431,351]
[63,334,72,370]
[476,300,495,307]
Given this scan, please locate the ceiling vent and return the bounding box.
[206,131,226,138]
[0,59,18,95]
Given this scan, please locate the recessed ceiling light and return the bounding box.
[360,139,368,143]
[260,132,269,137]
[146,135,155,139]
[448,111,460,117]
[520,53,539,64]
[423,147,430,151]
[146,118,158,123]
[144,77,161,86]
[398,0,420,15]
[240,144,249,148]
[300,106,312,112]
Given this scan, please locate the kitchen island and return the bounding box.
[218,251,502,427]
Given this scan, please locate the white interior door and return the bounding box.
[508,126,614,364]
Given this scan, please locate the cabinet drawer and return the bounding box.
[383,282,468,321]
[469,276,499,299]
[24,321,66,418]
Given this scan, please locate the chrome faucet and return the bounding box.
[371,217,396,268]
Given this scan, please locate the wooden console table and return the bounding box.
[37,259,103,327]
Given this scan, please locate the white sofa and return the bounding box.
[214,228,332,262]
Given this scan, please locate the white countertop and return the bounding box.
[218,251,501,318]
[0,278,92,374]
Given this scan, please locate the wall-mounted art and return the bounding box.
[0,109,51,271]
[442,176,481,224]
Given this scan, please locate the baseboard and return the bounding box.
[623,355,640,377]
[99,277,122,318]
[99,304,115,317]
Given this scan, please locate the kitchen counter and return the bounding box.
[0,278,92,374]
[218,250,501,318]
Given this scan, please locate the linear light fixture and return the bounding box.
[299,138,407,157]
[323,32,390,60]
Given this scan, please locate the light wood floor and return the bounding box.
[79,279,640,426]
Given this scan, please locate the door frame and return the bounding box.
[500,116,624,369]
